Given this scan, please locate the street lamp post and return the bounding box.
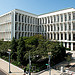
[48,52,51,75]
[7,49,11,73]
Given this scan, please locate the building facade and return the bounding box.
[0,8,75,50]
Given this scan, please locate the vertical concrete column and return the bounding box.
[71,43,73,51]
[63,42,65,47]
[59,32,61,40]
[50,33,51,40]
[67,42,69,48]
[59,14,61,23]
[50,16,51,24]
[71,12,73,20]
[63,14,65,22]
[63,23,65,31]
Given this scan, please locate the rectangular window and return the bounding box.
[61,24,63,31]
[51,16,53,23]
[65,23,67,31]
[61,14,63,22]
[73,12,75,20]
[69,23,71,30]
[73,34,75,41]
[54,24,56,31]
[61,33,63,40]
[57,24,59,31]
[68,13,71,21]
[57,15,59,22]
[25,16,27,23]
[57,33,59,40]
[69,33,71,41]
[65,33,67,40]
[54,15,56,22]
[73,23,75,30]
[64,14,67,21]
[19,14,21,22]
[15,14,17,21]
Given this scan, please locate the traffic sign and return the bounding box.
[46,64,49,66]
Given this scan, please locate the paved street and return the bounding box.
[0,69,7,75]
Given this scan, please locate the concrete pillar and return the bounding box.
[71,43,73,51]
[67,42,69,48]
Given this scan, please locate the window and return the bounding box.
[57,33,59,40]
[69,33,71,41]
[61,14,63,22]
[54,15,56,22]
[54,33,56,40]
[25,16,27,23]
[51,33,52,39]
[65,33,67,40]
[22,15,24,22]
[73,34,75,41]
[64,14,67,21]
[51,25,53,31]
[28,16,29,23]
[15,14,17,21]
[61,33,63,40]
[15,23,17,30]
[57,15,59,22]
[65,23,67,31]
[45,17,47,24]
[57,24,59,31]
[19,14,21,22]
[61,24,63,31]
[51,16,53,23]
[45,25,47,32]
[69,23,71,30]
[73,23,75,30]
[48,25,50,31]
[68,13,71,21]
[73,12,75,20]
[54,24,56,31]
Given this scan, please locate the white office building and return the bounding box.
[0,8,75,51]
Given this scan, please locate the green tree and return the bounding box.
[17,37,26,64]
[10,37,17,60]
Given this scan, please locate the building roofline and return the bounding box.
[0,7,75,18]
[14,9,38,16]
[38,7,75,16]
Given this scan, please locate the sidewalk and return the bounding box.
[0,58,61,75]
[0,58,75,75]
[0,58,24,75]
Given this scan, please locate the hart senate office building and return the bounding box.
[0,8,75,51]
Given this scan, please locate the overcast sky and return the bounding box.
[0,0,75,15]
